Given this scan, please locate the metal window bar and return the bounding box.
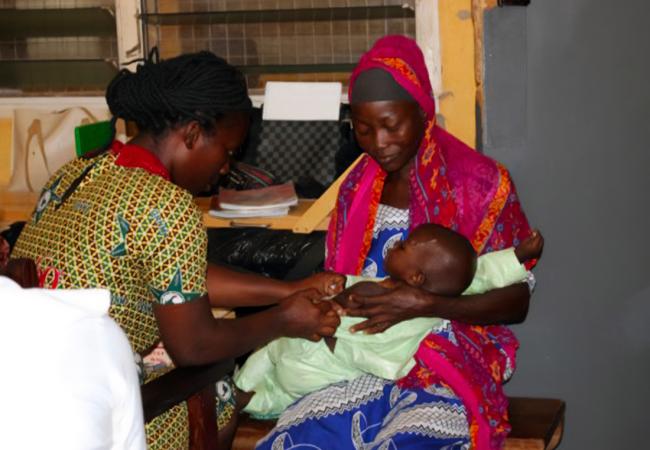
[140,0,416,90]
[0,0,118,95]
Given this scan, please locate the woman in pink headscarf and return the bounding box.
[256,36,536,450]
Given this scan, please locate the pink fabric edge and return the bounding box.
[415,341,492,450]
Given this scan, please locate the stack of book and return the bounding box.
[209,182,299,219]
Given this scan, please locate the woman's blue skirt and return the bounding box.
[255,374,470,450]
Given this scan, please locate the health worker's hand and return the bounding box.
[279,288,341,341]
[293,272,346,297]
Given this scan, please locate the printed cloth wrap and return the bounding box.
[324,35,534,449]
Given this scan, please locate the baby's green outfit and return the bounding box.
[234,248,528,418]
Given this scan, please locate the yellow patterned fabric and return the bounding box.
[13,152,208,450]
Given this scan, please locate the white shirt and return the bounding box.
[0,277,146,450]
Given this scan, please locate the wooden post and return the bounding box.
[292,154,364,234]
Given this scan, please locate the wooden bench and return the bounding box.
[232,397,565,450]
[504,397,565,449]
[141,361,235,450]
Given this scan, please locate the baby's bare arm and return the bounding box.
[333,282,391,310]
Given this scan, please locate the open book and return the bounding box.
[209,182,298,219]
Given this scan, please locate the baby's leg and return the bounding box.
[325,336,337,352]
[235,388,253,411]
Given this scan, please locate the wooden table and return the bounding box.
[0,191,37,229]
[1,191,330,232]
[0,156,361,233]
[196,197,329,232]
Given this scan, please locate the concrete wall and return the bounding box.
[482,1,650,448]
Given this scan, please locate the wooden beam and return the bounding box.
[415,0,443,100]
[473,0,487,146]
[437,0,477,147]
[0,118,12,187]
[292,154,364,234]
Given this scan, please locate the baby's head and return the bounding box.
[384,223,477,296]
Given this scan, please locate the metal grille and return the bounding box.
[0,0,118,95]
[142,0,416,90]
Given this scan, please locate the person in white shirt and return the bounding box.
[0,275,146,450]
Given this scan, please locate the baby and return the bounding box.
[235,223,543,418]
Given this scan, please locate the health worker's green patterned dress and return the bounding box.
[14,150,208,449]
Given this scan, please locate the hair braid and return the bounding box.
[105,48,251,138]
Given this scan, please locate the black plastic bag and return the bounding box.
[207,228,325,280]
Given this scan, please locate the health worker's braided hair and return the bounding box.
[57,49,251,209]
[105,48,251,139]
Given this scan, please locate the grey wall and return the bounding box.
[482,1,650,448]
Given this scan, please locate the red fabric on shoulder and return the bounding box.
[110,140,171,181]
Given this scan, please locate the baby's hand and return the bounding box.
[332,281,390,313]
[294,272,346,297]
[514,230,544,263]
[331,290,361,312]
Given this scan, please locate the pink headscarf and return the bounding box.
[327,35,531,274]
[349,35,436,120]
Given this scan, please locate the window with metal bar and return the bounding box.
[0,0,119,95]
[141,0,416,92]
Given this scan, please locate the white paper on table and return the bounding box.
[209,206,290,219]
